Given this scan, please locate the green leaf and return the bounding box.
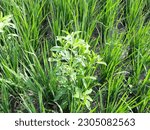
[86,95,93,102]
[51,46,64,52]
[84,76,97,80]
[74,88,82,99]
[54,88,67,101]
[85,100,91,110]
[85,89,92,95]
[96,61,107,66]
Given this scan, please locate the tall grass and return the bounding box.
[0,0,149,113]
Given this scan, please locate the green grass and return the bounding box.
[0,0,150,113]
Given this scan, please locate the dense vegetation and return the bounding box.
[0,0,150,113]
